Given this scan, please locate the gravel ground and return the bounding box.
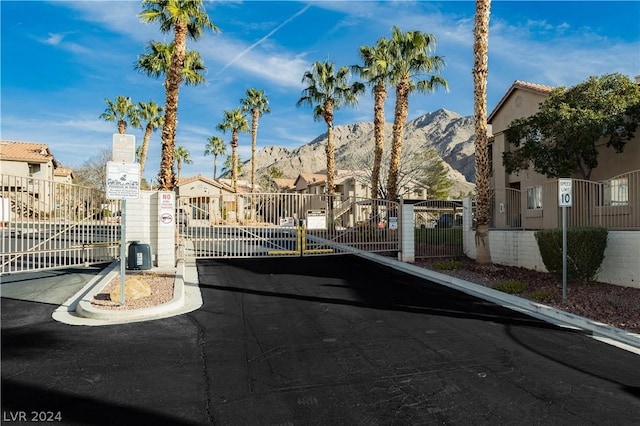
[414,257,640,334]
[91,271,175,310]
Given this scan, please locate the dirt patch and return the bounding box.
[414,257,640,334]
[91,270,175,311]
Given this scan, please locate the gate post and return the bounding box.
[154,191,176,268]
[398,198,415,263]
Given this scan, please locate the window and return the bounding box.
[601,177,628,206]
[28,163,40,176]
[526,186,542,209]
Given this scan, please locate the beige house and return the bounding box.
[1,141,76,216]
[175,174,238,224]
[488,81,640,230]
[1,141,59,181]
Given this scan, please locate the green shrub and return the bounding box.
[528,290,555,303]
[534,227,607,282]
[494,279,527,294]
[432,259,460,270]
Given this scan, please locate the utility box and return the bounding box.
[127,241,152,270]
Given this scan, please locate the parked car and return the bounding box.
[436,213,462,228]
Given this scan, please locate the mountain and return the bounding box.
[242,108,479,197]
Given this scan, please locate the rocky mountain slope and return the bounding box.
[242,108,479,196]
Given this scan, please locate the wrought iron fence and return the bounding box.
[485,169,640,230]
[412,200,464,258]
[1,174,121,274]
[176,193,399,258]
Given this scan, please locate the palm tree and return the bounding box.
[473,0,492,265]
[217,108,249,193]
[204,136,227,179]
[138,0,218,191]
[240,89,271,193]
[174,145,192,182]
[353,36,393,200]
[386,26,448,202]
[136,100,164,176]
[99,96,139,135]
[296,61,365,196]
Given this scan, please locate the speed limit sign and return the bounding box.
[558,178,572,207]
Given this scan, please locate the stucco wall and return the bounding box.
[124,191,175,268]
[463,198,639,288]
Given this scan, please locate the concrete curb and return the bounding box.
[358,252,640,352]
[75,261,186,321]
[53,257,203,326]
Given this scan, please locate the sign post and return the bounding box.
[558,178,572,300]
[107,134,138,306]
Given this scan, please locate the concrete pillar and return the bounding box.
[399,200,415,263]
[154,191,176,268]
[463,197,477,259]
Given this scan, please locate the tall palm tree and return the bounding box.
[204,136,227,179]
[353,36,393,200]
[473,0,492,265]
[136,100,164,176]
[240,89,271,193]
[386,26,448,201]
[138,0,218,191]
[99,96,139,135]
[174,145,192,182]
[296,61,365,196]
[136,41,208,86]
[217,108,249,193]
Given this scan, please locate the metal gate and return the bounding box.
[413,199,464,258]
[177,193,399,258]
[1,175,121,274]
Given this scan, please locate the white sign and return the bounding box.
[306,209,327,230]
[112,134,136,163]
[106,162,140,200]
[159,192,175,226]
[558,178,573,207]
[388,217,398,230]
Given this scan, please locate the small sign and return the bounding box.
[306,209,327,230]
[112,134,136,163]
[558,178,573,207]
[106,162,140,200]
[159,192,175,227]
[388,217,398,230]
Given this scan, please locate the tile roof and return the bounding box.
[0,141,56,164]
[54,167,74,177]
[487,80,555,124]
[177,174,235,192]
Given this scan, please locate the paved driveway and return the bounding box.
[2,255,639,425]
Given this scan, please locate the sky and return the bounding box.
[1,0,639,183]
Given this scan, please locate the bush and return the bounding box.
[432,259,460,270]
[534,227,607,282]
[494,279,527,295]
[528,290,555,303]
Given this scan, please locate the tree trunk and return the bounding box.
[139,125,152,176]
[473,0,492,265]
[371,83,387,200]
[158,23,187,191]
[387,80,410,202]
[231,132,238,194]
[251,109,259,194]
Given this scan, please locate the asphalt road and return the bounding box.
[2,255,640,425]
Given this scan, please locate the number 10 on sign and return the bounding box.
[558,178,572,207]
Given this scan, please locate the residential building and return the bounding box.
[487,80,640,230]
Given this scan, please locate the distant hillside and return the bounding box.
[240,108,479,197]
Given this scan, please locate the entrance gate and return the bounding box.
[1,175,121,274]
[177,193,399,258]
[413,199,464,258]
